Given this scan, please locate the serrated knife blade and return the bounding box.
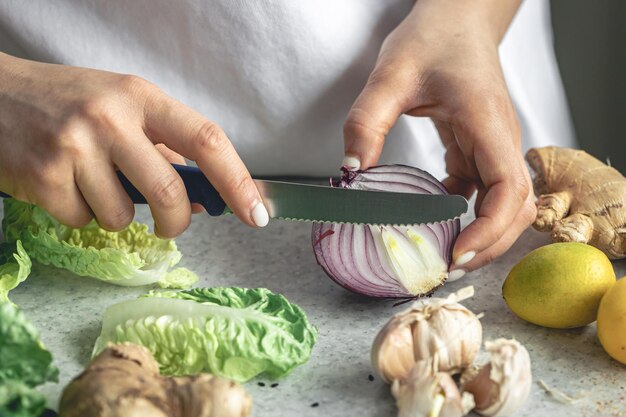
[254,180,468,225]
[0,164,469,225]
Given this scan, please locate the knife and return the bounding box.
[0,164,468,226]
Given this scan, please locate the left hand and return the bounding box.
[343,0,536,274]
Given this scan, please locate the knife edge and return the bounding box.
[254,179,468,226]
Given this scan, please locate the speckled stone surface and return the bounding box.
[5,205,626,417]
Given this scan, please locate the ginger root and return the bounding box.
[526,146,626,259]
[59,343,251,417]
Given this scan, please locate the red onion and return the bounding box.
[312,165,460,299]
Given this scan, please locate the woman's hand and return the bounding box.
[0,53,269,238]
[343,0,535,275]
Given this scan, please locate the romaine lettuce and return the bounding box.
[0,233,51,417]
[0,302,58,387]
[2,199,197,287]
[0,382,46,417]
[93,287,317,382]
[0,241,31,302]
[0,301,58,417]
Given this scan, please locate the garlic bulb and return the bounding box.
[372,286,482,382]
[392,359,475,417]
[461,339,532,417]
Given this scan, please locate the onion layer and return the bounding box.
[311,165,460,298]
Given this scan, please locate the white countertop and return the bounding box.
[7,205,626,417]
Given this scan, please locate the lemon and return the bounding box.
[502,242,615,328]
[597,278,626,364]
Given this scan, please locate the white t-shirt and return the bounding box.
[0,0,575,179]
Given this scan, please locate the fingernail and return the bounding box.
[251,202,269,227]
[448,269,466,281]
[454,251,476,266]
[342,156,361,171]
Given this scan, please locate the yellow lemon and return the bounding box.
[502,242,615,328]
[597,278,626,364]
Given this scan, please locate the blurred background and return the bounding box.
[551,1,626,173]
[0,3,621,174]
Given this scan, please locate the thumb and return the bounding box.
[343,71,405,170]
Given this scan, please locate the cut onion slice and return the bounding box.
[312,165,461,298]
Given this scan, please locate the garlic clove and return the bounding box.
[371,286,482,382]
[392,359,474,417]
[461,339,532,417]
[372,317,416,383]
[460,392,476,415]
[412,301,482,374]
[461,364,494,409]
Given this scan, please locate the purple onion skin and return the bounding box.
[312,165,461,299]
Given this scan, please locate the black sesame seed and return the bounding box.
[257,382,266,387]
[271,383,279,388]
[368,374,374,381]
[311,402,319,408]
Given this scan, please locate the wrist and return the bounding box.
[0,52,18,66]
[0,52,25,80]
[0,53,17,85]
[410,0,521,45]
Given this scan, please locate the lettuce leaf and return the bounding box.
[0,241,31,303]
[0,245,51,417]
[2,199,197,287]
[155,267,199,289]
[0,382,46,417]
[93,287,317,382]
[0,302,58,388]
[0,303,53,417]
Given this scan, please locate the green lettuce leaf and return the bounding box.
[0,241,32,303]
[0,302,58,387]
[0,382,46,417]
[2,199,197,287]
[93,287,317,382]
[155,267,199,289]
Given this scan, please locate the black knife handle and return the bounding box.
[0,164,228,217]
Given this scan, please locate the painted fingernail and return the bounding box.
[342,156,361,171]
[454,251,476,266]
[251,202,269,227]
[448,269,466,281]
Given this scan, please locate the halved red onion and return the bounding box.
[311,165,461,299]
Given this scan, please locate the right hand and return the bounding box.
[0,53,268,238]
